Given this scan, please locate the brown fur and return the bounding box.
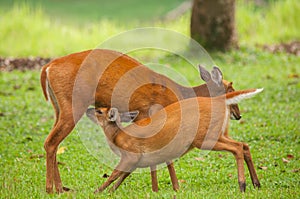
[92,89,261,192]
[40,49,240,193]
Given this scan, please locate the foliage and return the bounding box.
[0,4,125,57]
[0,0,183,23]
[237,0,300,45]
[0,0,299,57]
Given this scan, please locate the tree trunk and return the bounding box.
[190,0,238,51]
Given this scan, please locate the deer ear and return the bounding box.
[199,65,211,82]
[120,110,139,123]
[108,108,119,122]
[211,66,223,86]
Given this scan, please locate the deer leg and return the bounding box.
[242,143,261,188]
[45,88,60,193]
[166,161,179,191]
[95,153,140,193]
[53,154,63,193]
[44,144,55,193]
[95,169,123,193]
[44,117,76,193]
[150,165,159,192]
[209,138,246,192]
[45,100,87,194]
[94,169,123,193]
[53,154,71,192]
[109,172,131,192]
[52,114,64,192]
[45,84,66,193]
[45,110,59,193]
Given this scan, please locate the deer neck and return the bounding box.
[103,122,121,141]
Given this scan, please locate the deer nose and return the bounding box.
[231,113,242,120]
[235,114,242,120]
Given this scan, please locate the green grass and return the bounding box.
[237,0,300,45]
[0,3,189,57]
[0,0,183,23]
[0,49,299,198]
[0,0,299,57]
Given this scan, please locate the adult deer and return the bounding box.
[41,49,240,193]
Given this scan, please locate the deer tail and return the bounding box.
[40,63,50,102]
[225,88,263,105]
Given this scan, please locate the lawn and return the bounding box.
[0,0,183,23]
[0,0,299,198]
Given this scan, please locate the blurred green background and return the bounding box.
[0,0,299,56]
[0,0,183,23]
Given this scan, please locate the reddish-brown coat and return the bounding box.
[40,49,239,193]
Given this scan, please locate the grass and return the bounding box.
[0,0,299,57]
[0,0,183,23]
[237,0,300,45]
[0,3,189,57]
[0,0,300,198]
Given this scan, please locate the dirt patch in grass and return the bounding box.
[0,57,51,71]
[260,41,300,56]
[1,42,299,71]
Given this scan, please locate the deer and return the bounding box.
[40,49,241,193]
[87,88,263,193]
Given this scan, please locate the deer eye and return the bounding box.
[96,110,103,114]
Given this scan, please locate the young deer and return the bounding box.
[40,49,240,193]
[87,88,263,193]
